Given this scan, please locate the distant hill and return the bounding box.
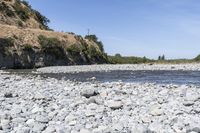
[0,0,108,69]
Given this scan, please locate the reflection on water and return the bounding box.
[4,70,200,85]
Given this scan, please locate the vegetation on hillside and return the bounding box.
[38,34,108,62]
[38,35,66,59]
[0,37,15,56]
[0,1,15,17]
[85,35,104,52]
[194,55,200,62]
[0,0,50,29]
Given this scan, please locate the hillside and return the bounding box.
[0,0,49,29]
[0,0,108,68]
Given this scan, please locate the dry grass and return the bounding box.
[0,24,94,49]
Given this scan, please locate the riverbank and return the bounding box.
[37,63,200,73]
[0,72,200,133]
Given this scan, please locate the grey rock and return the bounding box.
[42,126,56,133]
[26,119,35,127]
[79,129,91,133]
[131,124,148,133]
[93,126,109,133]
[34,93,46,100]
[12,117,26,123]
[68,120,77,126]
[16,127,30,133]
[149,105,164,116]
[81,89,98,98]
[32,106,44,113]
[107,100,123,110]
[183,101,195,106]
[112,123,124,131]
[187,127,200,133]
[1,119,11,130]
[35,115,49,123]
[4,92,13,98]
[10,107,22,114]
[85,111,95,117]
[32,122,46,132]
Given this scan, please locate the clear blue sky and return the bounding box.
[27,0,200,59]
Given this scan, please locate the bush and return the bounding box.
[85,35,104,52]
[67,45,81,54]
[38,35,62,48]
[108,55,150,64]
[21,0,31,8]
[0,2,15,17]
[194,55,200,61]
[0,37,15,56]
[1,37,15,47]
[38,35,66,59]
[17,20,23,27]
[23,44,33,51]
[14,0,30,21]
[33,10,50,30]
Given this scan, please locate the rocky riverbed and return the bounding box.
[37,64,200,73]
[0,68,200,133]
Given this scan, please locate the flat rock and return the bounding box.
[26,119,35,127]
[34,93,46,100]
[68,121,77,126]
[107,100,123,110]
[31,106,44,113]
[43,126,56,133]
[149,105,164,116]
[81,89,98,98]
[0,119,11,130]
[79,129,91,133]
[32,122,46,132]
[35,115,49,123]
[183,100,195,106]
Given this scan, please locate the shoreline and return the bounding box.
[36,63,200,73]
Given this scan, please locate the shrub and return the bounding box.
[67,44,81,54]
[14,0,30,21]
[85,35,104,52]
[0,2,15,17]
[38,35,66,59]
[17,20,23,27]
[108,55,150,64]
[0,37,15,56]
[194,55,200,61]
[23,44,33,51]
[2,37,15,47]
[38,35,62,49]
[21,0,31,8]
[33,10,50,30]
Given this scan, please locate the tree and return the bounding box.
[143,56,147,62]
[115,53,122,57]
[85,35,104,52]
[161,55,165,60]
[158,56,161,60]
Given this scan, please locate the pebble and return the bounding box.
[106,100,123,110]
[81,89,99,98]
[0,65,200,133]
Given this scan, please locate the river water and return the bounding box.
[5,70,200,85]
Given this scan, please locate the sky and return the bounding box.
[26,0,200,59]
